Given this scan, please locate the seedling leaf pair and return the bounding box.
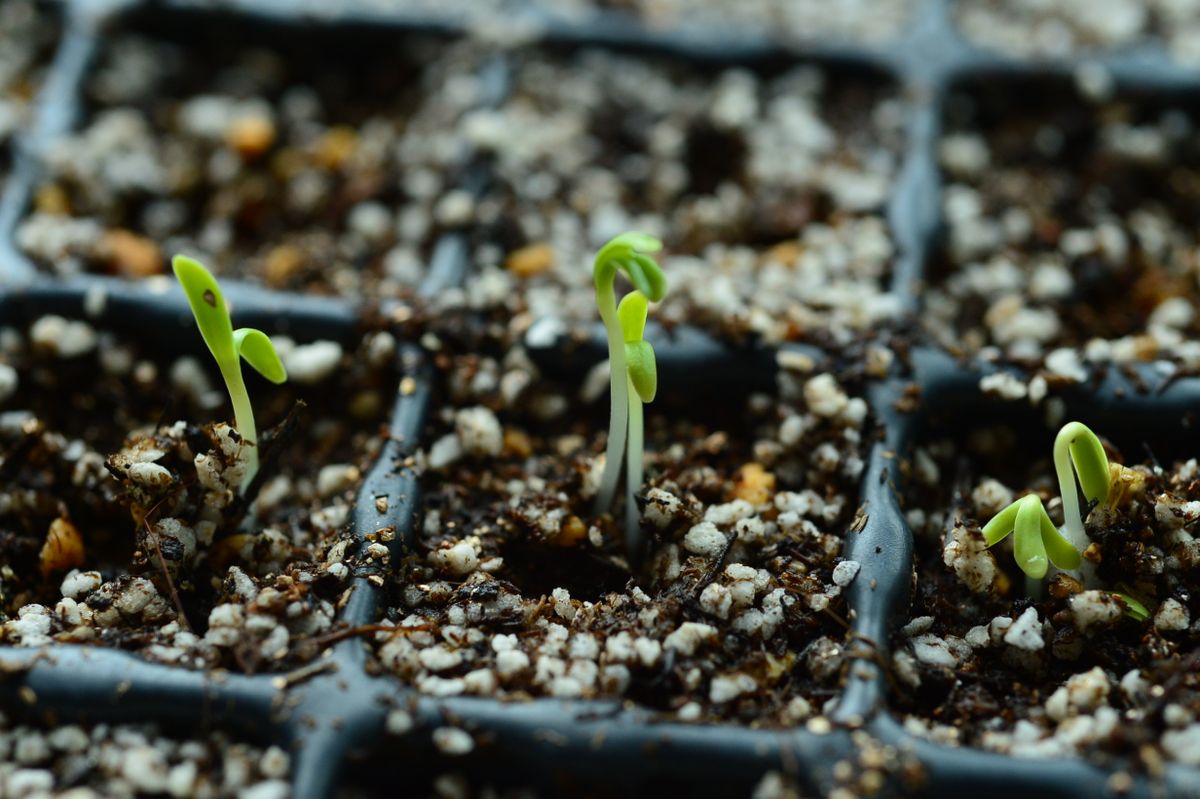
[594,232,667,301]
[173,255,287,491]
[982,494,1081,579]
[618,291,657,403]
[1054,421,1110,551]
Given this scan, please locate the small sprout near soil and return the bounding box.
[173,255,287,491]
[982,493,1080,579]
[591,232,667,554]
[982,421,1109,579]
[1114,591,1151,622]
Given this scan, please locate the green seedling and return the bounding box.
[618,290,658,553]
[982,421,1108,579]
[983,493,1081,579]
[173,255,287,492]
[1053,421,1110,551]
[1113,591,1151,622]
[592,233,667,549]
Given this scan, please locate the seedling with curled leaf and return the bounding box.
[982,421,1108,579]
[173,255,287,492]
[983,423,1153,621]
[618,290,658,554]
[1114,591,1151,622]
[982,493,1081,579]
[984,419,1104,575]
[591,232,667,553]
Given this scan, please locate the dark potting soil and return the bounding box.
[0,319,397,673]
[17,16,489,297]
[370,350,872,724]
[894,415,1200,768]
[923,77,1200,367]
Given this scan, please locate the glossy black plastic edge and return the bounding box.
[2,0,1200,797]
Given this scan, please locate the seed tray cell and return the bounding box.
[371,352,869,722]
[923,74,1200,366]
[1,1,1200,798]
[953,0,1200,66]
[880,352,1200,767]
[530,0,918,49]
[470,46,903,348]
[896,406,1193,716]
[14,8,501,298]
[0,322,397,673]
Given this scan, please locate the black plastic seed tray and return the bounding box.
[3,0,1200,797]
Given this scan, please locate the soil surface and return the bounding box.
[895,419,1200,770]
[0,317,397,673]
[17,19,490,296]
[955,0,1200,63]
[923,79,1200,370]
[455,52,902,348]
[0,714,288,799]
[370,343,873,724]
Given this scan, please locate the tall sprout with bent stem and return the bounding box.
[592,233,667,551]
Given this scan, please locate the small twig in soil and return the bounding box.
[692,532,736,599]
[270,659,338,691]
[307,623,424,650]
[141,493,191,633]
[843,632,900,719]
[819,606,852,631]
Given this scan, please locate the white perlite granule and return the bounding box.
[1003,607,1044,651]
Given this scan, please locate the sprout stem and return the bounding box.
[1053,422,1108,551]
[219,358,258,491]
[625,373,644,555]
[1053,435,1086,551]
[594,281,628,514]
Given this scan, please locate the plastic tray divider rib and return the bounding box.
[0,647,279,742]
[834,380,919,726]
[0,1,114,283]
[4,0,1200,796]
[339,344,432,637]
[401,695,857,796]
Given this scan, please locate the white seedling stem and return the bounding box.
[625,373,644,554]
[219,357,258,492]
[594,280,628,514]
